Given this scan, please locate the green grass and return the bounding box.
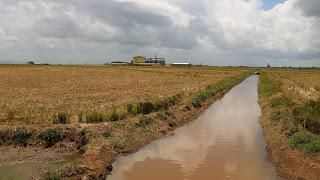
[259,72,282,100]
[289,131,320,153]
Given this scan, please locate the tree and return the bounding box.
[267,63,271,68]
[27,61,35,65]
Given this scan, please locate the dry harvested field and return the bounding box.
[0,65,250,178]
[258,68,320,179]
[0,65,245,124]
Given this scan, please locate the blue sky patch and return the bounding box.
[261,0,283,10]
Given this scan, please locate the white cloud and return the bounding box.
[0,0,319,66]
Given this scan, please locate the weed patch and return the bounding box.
[136,116,153,127]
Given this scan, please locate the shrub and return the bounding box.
[101,130,112,138]
[136,116,153,127]
[85,111,104,123]
[12,127,33,146]
[41,129,62,147]
[53,112,69,124]
[270,95,293,109]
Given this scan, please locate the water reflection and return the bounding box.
[108,76,277,180]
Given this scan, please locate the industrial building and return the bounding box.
[132,55,166,65]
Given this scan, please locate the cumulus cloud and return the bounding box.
[0,0,319,66]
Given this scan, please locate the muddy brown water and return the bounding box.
[107,76,278,180]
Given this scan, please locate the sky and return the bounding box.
[0,0,319,67]
[261,0,283,10]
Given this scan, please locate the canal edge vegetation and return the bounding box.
[258,70,320,179]
[39,71,251,179]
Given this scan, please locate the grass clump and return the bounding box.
[106,107,126,122]
[53,112,69,124]
[41,128,62,147]
[289,131,320,153]
[85,111,104,123]
[136,116,153,127]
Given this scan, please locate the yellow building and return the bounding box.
[132,56,146,64]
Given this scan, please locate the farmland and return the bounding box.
[258,68,320,179]
[0,65,250,178]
